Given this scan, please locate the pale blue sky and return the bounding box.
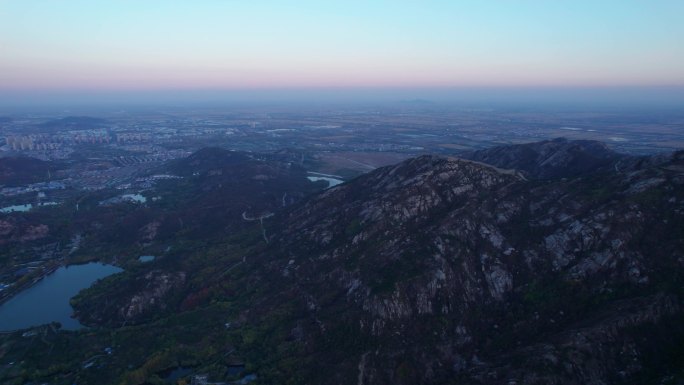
[1,0,683,91]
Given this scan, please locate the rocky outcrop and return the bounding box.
[0,218,50,244]
[120,270,186,321]
[466,294,682,385]
[58,141,684,384]
[72,269,187,327]
[251,145,684,384]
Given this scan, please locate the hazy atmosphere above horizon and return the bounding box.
[2,2,684,385]
[1,0,684,105]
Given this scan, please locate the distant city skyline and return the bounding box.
[1,1,683,98]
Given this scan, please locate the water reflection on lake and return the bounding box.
[0,202,59,213]
[0,204,32,213]
[0,262,122,331]
[138,255,156,263]
[307,174,343,188]
[122,194,146,203]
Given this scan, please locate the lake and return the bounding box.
[0,262,123,331]
[0,202,59,213]
[138,255,156,263]
[0,204,32,213]
[121,194,146,203]
[99,193,147,206]
[307,176,343,188]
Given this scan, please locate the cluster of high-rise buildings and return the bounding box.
[4,135,58,151]
[3,131,118,151]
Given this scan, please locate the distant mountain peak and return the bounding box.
[460,137,623,179]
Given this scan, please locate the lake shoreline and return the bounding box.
[0,255,124,307]
[0,262,62,307]
[0,262,123,331]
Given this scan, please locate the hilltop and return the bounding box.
[1,140,683,385]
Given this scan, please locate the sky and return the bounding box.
[1,0,684,105]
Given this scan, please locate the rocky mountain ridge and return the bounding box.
[5,140,682,385]
[248,144,684,384]
[460,138,625,179]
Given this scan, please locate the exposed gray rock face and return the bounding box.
[66,143,684,385]
[471,294,682,385]
[254,148,684,385]
[72,269,187,326]
[121,270,186,321]
[0,218,50,244]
